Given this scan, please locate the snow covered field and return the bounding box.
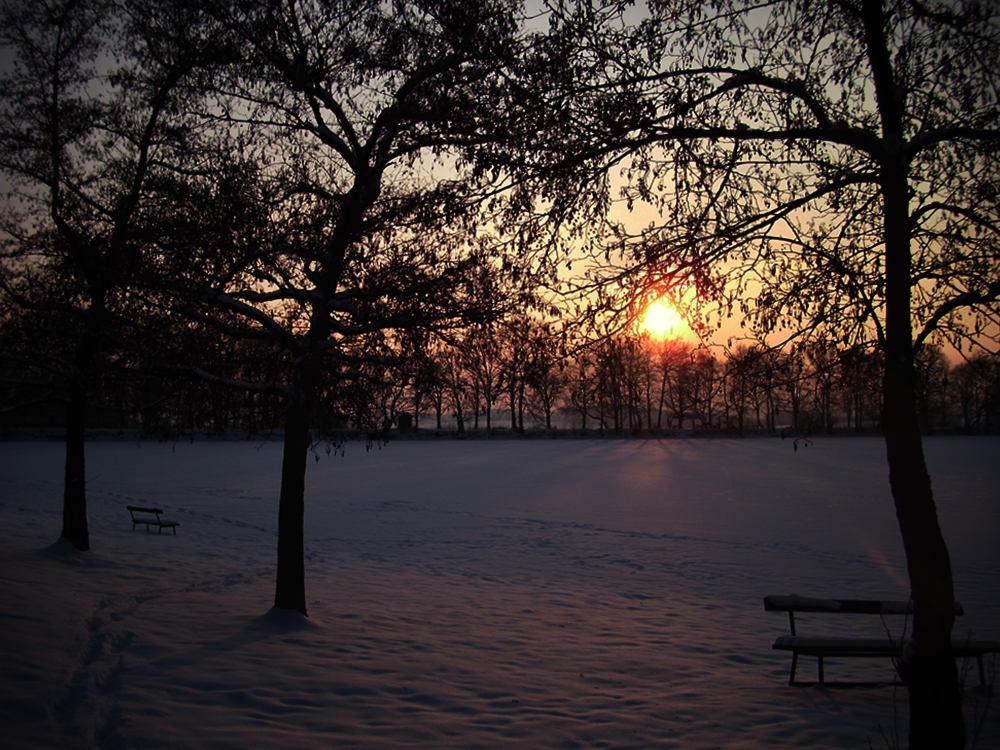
[1,436,998,749]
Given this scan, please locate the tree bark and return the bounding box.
[60,315,99,552]
[509,380,517,430]
[273,389,310,615]
[61,378,90,551]
[882,168,963,749]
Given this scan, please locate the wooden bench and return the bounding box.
[126,505,179,535]
[764,594,999,686]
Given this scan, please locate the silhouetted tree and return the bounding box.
[526,1,1000,743]
[689,347,722,429]
[723,345,760,433]
[649,338,690,428]
[464,323,503,429]
[422,338,450,429]
[0,0,223,550]
[566,347,597,431]
[441,341,469,434]
[951,352,1000,433]
[837,345,883,432]
[523,319,567,429]
[166,0,530,614]
[913,345,950,432]
[500,314,533,431]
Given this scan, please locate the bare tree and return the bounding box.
[0,0,223,550]
[165,0,532,615]
[951,352,1000,432]
[464,323,504,429]
[505,1,999,742]
[566,347,598,431]
[547,1,1000,743]
[912,344,950,432]
[689,347,722,429]
[523,319,567,429]
[837,345,883,432]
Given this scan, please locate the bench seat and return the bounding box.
[772,635,1000,685]
[774,635,905,655]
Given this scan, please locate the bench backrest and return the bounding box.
[127,505,164,517]
[764,595,964,616]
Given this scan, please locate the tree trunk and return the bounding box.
[517,385,524,432]
[61,316,99,552]
[273,392,310,615]
[61,379,90,551]
[882,166,963,748]
[657,366,668,428]
[646,369,653,430]
[509,380,517,430]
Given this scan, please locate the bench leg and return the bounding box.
[818,656,824,684]
[789,652,798,685]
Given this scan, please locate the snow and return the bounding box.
[1,436,998,749]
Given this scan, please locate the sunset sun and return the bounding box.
[640,297,687,340]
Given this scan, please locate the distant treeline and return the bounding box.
[4,317,997,438]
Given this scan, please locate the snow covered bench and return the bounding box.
[764,594,999,686]
[126,505,179,535]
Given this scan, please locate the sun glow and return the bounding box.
[640,297,689,341]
